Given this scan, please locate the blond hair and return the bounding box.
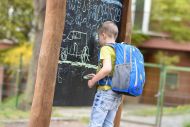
[98,21,118,39]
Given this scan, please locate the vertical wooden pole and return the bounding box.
[118,0,132,44]
[28,0,66,127]
[0,66,3,103]
[114,0,132,127]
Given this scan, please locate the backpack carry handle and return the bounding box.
[124,44,132,65]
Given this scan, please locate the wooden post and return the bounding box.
[118,0,132,44]
[114,0,132,127]
[0,66,3,103]
[28,0,66,127]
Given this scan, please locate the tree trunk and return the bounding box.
[20,0,46,109]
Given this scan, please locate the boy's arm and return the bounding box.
[88,58,112,88]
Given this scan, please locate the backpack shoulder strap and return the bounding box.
[98,44,114,61]
[105,43,115,49]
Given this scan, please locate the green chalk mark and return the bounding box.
[59,60,97,69]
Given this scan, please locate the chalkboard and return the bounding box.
[54,0,123,106]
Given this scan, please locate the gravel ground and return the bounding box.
[2,120,87,127]
[2,116,189,127]
[1,120,152,127]
[1,105,189,127]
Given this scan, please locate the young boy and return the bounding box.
[88,21,122,127]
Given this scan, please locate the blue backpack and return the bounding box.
[106,43,145,96]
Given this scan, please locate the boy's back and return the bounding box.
[97,46,116,91]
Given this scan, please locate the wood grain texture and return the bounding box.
[114,0,132,127]
[28,0,66,127]
[118,0,132,44]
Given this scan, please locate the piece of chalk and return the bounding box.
[83,74,93,80]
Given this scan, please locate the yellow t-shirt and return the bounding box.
[97,46,116,90]
[97,45,116,90]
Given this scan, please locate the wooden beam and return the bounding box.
[0,67,3,103]
[114,0,132,127]
[114,95,127,127]
[118,0,132,44]
[28,0,66,127]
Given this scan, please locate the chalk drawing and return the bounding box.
[68,0,76,10]
[60,47,68,61]
[82,1,87,12]
[60,0,122,65]
[65,0,122,30]
[101,0,122,7]
[61,31,90,63]
[59,60,97,69]
[57,67,63,83]
[65,13,75,25]
[80,46,90,63]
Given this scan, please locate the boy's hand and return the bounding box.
[88,74,96,88]
[88,80,95,88]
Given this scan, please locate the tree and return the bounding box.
[19,0,46,109]
[0,0,33,42]
[0,43,32,66]
[150,0,190,42]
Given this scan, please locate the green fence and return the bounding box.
[122,63,190,127]
[0,54,26,107]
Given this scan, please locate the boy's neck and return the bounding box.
[105,38,115,44]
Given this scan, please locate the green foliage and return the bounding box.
[184,121,190,127]
[0,107,29,120]
[80,117,90,124]
[132,33,150,46]
[150,0,190,42]
[131,107,157,116]
[51,108,64,117]
[0,43,32,67]
[0,96,63,120]
[0,0,33,42]
[130,105,190,116]
[154,51,180,65]
[164,105,190,115]
[0,97,17,109]
[0,96,29,120]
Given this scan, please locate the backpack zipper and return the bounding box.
[134,58,138,87]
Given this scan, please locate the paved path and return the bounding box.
[1,105,190,127]
[54,105,190,127]
[2,121,87,127]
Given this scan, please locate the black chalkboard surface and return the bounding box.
[54,0,123,106]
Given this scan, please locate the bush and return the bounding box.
[184,121,190,127]
[0,42,32,67]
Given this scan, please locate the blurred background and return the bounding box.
[0,0,190,127]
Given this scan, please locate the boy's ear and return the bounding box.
[102,33,107,39]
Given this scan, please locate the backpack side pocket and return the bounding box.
[112,64,131,90]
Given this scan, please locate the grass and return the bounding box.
[0,96,64,120]
[2,96,190,119]
[0,123,4,127]
[51,108,64,118]
[184,121,190,127]
[0,108,29,120]
[80,117,89,124]
[129,105,190,116]
[0,96,29,120]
